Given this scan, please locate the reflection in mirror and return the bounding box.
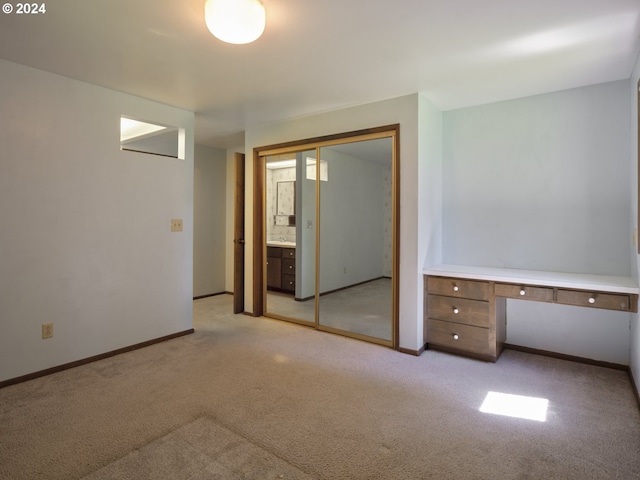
[277,181,295,215]
[318,137,393,341]
[276,181,295,226]
[306,157,328,181]
[261,131,396,347]
[265,151,316,323]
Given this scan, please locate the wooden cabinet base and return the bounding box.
[267,246,296,294]
[425,268,638,363]
[427,343,501,363]
[425,277,504,361]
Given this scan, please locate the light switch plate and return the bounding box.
[171,219,183,232]
[42,323,53,339]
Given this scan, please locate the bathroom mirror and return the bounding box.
[277,181,295,215]
[276,181,296,226]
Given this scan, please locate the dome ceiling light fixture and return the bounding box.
[204,0,266,45]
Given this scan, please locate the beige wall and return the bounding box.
[194,144,227,297]
[442,81,632,364]
[0,58,194,382]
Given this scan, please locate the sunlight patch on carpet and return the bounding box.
[480,391,548,422]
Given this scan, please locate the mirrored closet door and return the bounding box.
[259,127,398,348]
[317,138,393,342]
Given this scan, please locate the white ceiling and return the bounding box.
[0,0,639,148]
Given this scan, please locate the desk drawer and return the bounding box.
[495,283,553,302]
[427,276,490,301]
[428,295,489,327]
[556,289,630,311]
[428,318,490,356]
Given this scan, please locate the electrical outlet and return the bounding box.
[42,323,53,339]
[171,218,183,232]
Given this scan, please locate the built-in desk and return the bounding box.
[423,264,639,362]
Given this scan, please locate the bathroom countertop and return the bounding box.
[267,241,296,248]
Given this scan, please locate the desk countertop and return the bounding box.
[423,264,640,295]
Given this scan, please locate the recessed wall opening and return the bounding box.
[120,116,185,159]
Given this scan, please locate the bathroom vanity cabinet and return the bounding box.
[267,246,296,294]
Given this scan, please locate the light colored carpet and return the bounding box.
[1,294,639,479]
[83,416,313,480]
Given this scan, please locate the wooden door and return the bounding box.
[233,153,245,314]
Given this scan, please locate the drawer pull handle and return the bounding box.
[453,285,459,292]
[289,265,293,269]
[453,334,459,340]
[588,297,596,304]
[520,289,526,296]
[453,308,459,314]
